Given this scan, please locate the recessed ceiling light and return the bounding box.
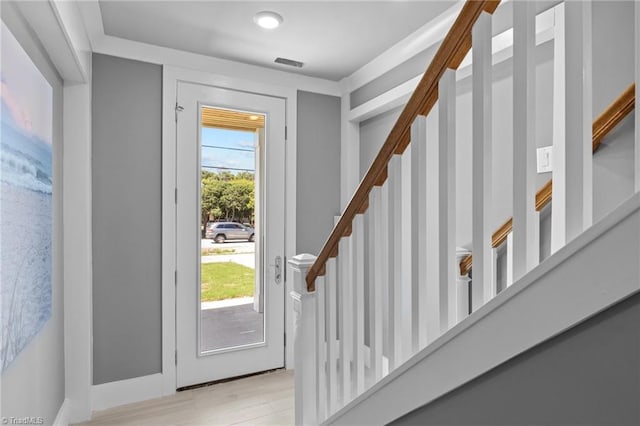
[254,11,283,30]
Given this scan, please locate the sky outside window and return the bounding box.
[201,127,256,173]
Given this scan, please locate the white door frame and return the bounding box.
[161,66,297,395]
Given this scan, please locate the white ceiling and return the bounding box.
[98,1,455,81]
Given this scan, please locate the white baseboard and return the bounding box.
[53,398,70,426]
[92,373,165,412]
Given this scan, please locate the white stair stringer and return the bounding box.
[325,193,640,426]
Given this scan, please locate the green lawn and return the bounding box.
[201,262,255,302]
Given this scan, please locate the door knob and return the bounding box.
[273,255,282,285]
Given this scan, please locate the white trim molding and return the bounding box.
[340,94,360,210]
[14,0,90,83]
[53,399,70,426]
[63,80,93,424]
[92,374,165,412]
[339,1,465,93]
[347,5,557,125]
[75,0,340,97]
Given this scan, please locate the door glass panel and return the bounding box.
[199,107,265,354]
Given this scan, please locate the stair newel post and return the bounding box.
[438,68,457,331]
[289,254,318,425]
[472,11,495,310]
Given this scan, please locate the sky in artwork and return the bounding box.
[1,22,52,144]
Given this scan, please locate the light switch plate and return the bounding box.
[537,146,553,173]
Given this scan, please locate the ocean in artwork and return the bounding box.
[1,22,53,373]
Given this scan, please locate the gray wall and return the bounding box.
[391,292,640,426]
[351,47,437,110]
[92,53,162,384]
[90,67,339,385]
[296,91,341,255]
[592,1,636,222]
[1,2,65,423]
[359,106,402,180]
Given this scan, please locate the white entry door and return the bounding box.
[176,81,286,388]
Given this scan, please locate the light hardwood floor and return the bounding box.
[75,370,294,426]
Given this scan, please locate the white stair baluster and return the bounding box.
[551,3,567,255]
[339,234,353,404]
[380,179,390,377]
[472,11,495,311]
[411,116,429,350]
[513,0,540,282]
[635,1,640,193]
[387,154,403,369]
[506,232,514,288]
[353,213,366,395]
[455,248,471,320]
[439,69,457,331]
[366,195,375,386]
[491,247,499,295]
[425,103,441,342]
[564,0,593,242]
[315,275,327,423]
[370,185,384,381]
[336,242,343,408]
[400,141,416,353]
[326,257,338,415]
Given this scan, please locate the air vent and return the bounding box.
[274,57,304,68]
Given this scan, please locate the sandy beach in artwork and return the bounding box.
[1,19,54,373]
[0,182,52,372]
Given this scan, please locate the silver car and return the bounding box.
[205,222,255,243]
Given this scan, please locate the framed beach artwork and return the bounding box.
[1,21,53,373]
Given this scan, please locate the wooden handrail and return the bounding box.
[460,82,636,276]
[305,0,501,291]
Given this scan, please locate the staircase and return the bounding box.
[289,1,640,424]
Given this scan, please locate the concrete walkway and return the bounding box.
[200,302,264,352]
[201,296,254,310]
[199,241,260,350]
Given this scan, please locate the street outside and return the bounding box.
[201,239,255,269]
